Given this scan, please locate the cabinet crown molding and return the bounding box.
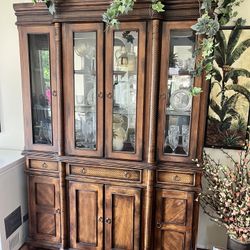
[14,0,199,25]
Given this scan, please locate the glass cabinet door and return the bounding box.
[105,22,146,161]
[19,26,58,152]
[105,23,145,160]
[63,23,104,157]
[157,22,202,163]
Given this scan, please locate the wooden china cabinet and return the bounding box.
[14,1,208,249]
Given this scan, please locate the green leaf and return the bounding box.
[214,30,227,67]
[190,87,203,96]
[201,0,212,11]
[209,99,223,120]
[227,18,245,57]
[224,68,250,83]
[225,84,250,102]
[152,1,164,13]
[191,15,220,37]
[211,66,222,82]
[228,39,250,65]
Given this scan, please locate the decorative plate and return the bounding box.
[170,89,192,111]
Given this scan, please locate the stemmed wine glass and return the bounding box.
[182,125,189,154]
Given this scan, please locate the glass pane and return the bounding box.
[74,32,97,150]
[164,29,196,155]
[112,31,138,152]
[28,34,52,145]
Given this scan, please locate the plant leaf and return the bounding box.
[227,18,245,57]
[214,31,227,67]
[212,66,222,82]
[224,68,250,83]
[228,39,250,65]
[225,84,250,102]
[152,1,164,13]
[209,99,223,120]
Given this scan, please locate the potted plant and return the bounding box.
[198,128,250,250]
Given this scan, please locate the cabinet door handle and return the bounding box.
[81,168,87,175]
[124,171,131,179]
[52,90,57,97]
[98,217,103,223]
[156,222,162,229]
[97,92,103,98]
[42,162,48,169]
[106,92,112,99]
[55,209,61,214]
[159,93,166,99]
[105,218,112,224]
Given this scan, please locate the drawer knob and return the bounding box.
[81,168,87,175]
[173,175,181,182]
[156,222,162,229]
[105,218,112,224]
[124,171,131,179]
[42,162,48,169]
[98,217,103,223]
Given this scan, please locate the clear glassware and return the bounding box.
[168,125,180,152]
[182,125,190,154]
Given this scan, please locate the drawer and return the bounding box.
[29,160,58,172]
[156,170,195,186]
[69,165,142,183]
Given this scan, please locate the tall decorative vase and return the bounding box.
[227,237,250,250]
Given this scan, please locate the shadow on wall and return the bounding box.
[197,208,227,249]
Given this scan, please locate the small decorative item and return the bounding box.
[181,125,190,154]
[198,131,250,249]
[170,89,192,111]
[166,125,180,152]
[205,23,250,149]
[112,114,126,151]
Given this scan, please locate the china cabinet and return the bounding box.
[14,0,208,249]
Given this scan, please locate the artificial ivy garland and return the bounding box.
[32,0,245,95]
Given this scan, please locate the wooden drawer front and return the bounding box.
[70,165,142,183]
[29,160,58,172]
[157,170,195,186]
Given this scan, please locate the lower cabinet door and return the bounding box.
[105,185,141,250]
[69,181,104,250]
[29,175,61,243]
[154,189,194,250]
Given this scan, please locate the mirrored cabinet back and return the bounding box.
[14,1,208,249]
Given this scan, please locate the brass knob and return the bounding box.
[97,92,103,98]
[156,222,162,229]
[106,92,112,99]
[42,162,48,169]
[98,217,103,223]
[124,171,131,179]
[81,168,87,175]
[105,218,112,224]
[173,175,181,182]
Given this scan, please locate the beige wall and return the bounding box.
[0,0,29,150]
[0,0,249,248]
